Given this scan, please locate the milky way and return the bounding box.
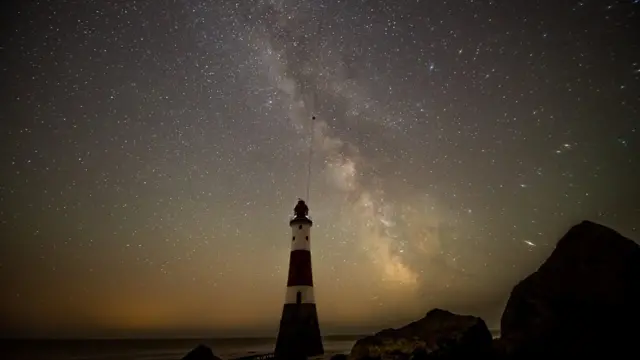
[1,0,638,337]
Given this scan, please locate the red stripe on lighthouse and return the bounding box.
[287,250,313,287]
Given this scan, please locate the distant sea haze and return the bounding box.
[1,331,501,360]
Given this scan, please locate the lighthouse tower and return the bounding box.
[275,199,324,358]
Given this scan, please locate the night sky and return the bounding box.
[1,0,639,338]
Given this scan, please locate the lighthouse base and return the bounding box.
[275,303,324,358]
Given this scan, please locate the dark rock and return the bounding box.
[330,354,348,360]
[182,345,222,360]
[489,338,512,360]
[349,309,493,360]
[500,221,640,358]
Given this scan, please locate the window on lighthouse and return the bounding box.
[296,291,302,305]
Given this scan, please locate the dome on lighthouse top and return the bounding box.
[290,199,312,226]
[294,199,309,217]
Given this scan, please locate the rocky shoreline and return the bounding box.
[185,221,640,360]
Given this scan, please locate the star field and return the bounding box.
[0,0,639,337]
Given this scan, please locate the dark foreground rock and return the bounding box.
[182,345,222,360]
[349,309,493,360]
[500,220,640,358]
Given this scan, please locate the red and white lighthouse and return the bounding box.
[275,199,324,358]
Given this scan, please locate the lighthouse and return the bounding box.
[275,199,324,358]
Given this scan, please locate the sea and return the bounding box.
[1,331,501,360]
[0,336,361,360]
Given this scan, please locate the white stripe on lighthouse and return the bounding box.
[291,223,312,251]
[285,285,316,304]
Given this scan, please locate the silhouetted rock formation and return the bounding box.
[182,345,221,360]
[349,309,493,360]
[499,221,640,359]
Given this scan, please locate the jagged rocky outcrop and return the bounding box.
[499,220,640,358]
[349,309,493,360]
[182,344,222,360]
